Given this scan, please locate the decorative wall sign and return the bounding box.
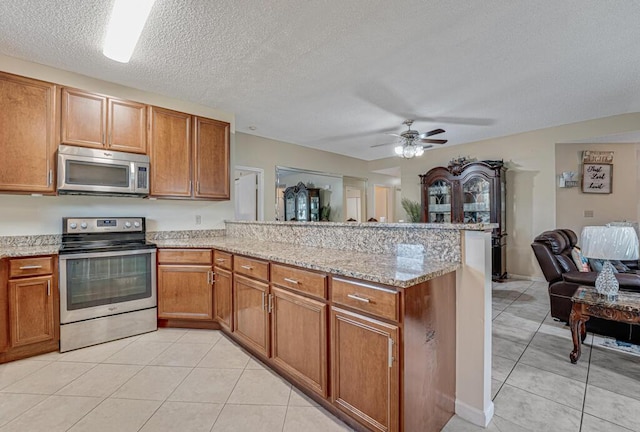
[582,163,612,194]
[583,151,614,164]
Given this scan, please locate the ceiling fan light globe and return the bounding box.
[394,145,404,156]
[415,146,425,157]
[403,146,416,158]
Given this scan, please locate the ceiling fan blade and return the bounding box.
[413,116,494,126]
[370,142,396,148]
[420,145,434,150]
[420,139,447,145]
[386,133,402,137]
[420,128,445,138]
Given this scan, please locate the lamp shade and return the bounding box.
[580,226,639,260]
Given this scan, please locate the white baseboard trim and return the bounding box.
[455,399,494,427]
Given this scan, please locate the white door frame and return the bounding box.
[234,166,265,221]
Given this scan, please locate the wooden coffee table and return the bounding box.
[569,286,640,363]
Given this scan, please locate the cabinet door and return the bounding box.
[233,275,269,357]
[9,276,55,347]
[149,107,192,197]
[331,307,399,432]
[108,98,147,154]
[61,88,107,148]
[158,265,213,320]
[214,267,233,331]
[0,72,57,193]
[193,116,230,199]
[461,175,491,224]
[425,179,453,223]
[271,287,328,397]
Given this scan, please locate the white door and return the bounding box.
[235,173,258,221]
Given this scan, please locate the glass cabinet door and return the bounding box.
[310,196,320,221]
[296,191,308,221]
[427,180,452,223]
[284,189,296,221]
[462,177,491,223]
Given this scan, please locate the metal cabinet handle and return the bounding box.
[261,292,266,311]
[241,265,253,270]
[20,265,43,270]
[347,294,370,303]
[47,280,51,296]
[388,338,395,368]
[48,169,53,186]
[283,278,299,285]
[268,293,273,313]
[216,258,226,263]
[210,271,216,284]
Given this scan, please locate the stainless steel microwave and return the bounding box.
[57,145,150,197]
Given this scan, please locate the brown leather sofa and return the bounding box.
[532,228,640,342]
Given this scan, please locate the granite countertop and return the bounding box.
[226,220,498,231]
[0,244,61,259]
[154,237,459,288]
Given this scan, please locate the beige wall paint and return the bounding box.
[369,113,640,279]
[556,142,639,238]
[234,133,398,221]
[0,55,236,235]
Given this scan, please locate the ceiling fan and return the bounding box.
[370,120,447,158]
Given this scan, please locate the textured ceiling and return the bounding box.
[2,1,640,160]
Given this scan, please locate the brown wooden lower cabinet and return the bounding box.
[214,267,233,331]
[9,276,56,347]
[271,286,328,397]
[331,307,400,432]
[233,274,270,357]
[158,265,213,320]
[157,249,217,327]
[0,256,60,364]
[176,250,457,432]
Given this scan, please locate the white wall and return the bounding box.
[0,55,236,235]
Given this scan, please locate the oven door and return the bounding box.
[59,249,157,324]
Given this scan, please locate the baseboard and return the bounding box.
[455,399,494,427]
[507,273,545,282]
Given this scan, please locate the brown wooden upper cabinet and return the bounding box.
[61,88,147,154]
[148,106,230,200]
[0,72,58,194]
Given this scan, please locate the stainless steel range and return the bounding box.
[58,217,157,352]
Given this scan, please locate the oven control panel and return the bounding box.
[64,217,144,233]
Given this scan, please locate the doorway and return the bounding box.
[234,166,264,221]
[374,185,394,222]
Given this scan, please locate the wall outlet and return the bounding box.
[195,215,202,225]
[584,210,594,218]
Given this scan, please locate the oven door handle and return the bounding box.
[58,248,157,260]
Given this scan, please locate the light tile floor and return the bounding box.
[1,279,638,431]
[445,279,640,432]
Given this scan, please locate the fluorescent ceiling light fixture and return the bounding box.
[103,0,156,63]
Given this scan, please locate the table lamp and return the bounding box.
[581,225,640,300]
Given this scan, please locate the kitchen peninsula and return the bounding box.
[152,220,495,431]
[0,220,494,432]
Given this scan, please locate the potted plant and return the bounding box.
[401,198,421,222]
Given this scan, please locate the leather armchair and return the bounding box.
[531,229,640,342]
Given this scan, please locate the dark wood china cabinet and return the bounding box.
[420,160,507,280]
[283,182,321,221]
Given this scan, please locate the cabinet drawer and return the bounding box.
[158,249,211,265]
[213,250,233,270]
[331,278,399,322]
[271,263,327,300]
[234,255,269,282]
[9,256,54,278]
